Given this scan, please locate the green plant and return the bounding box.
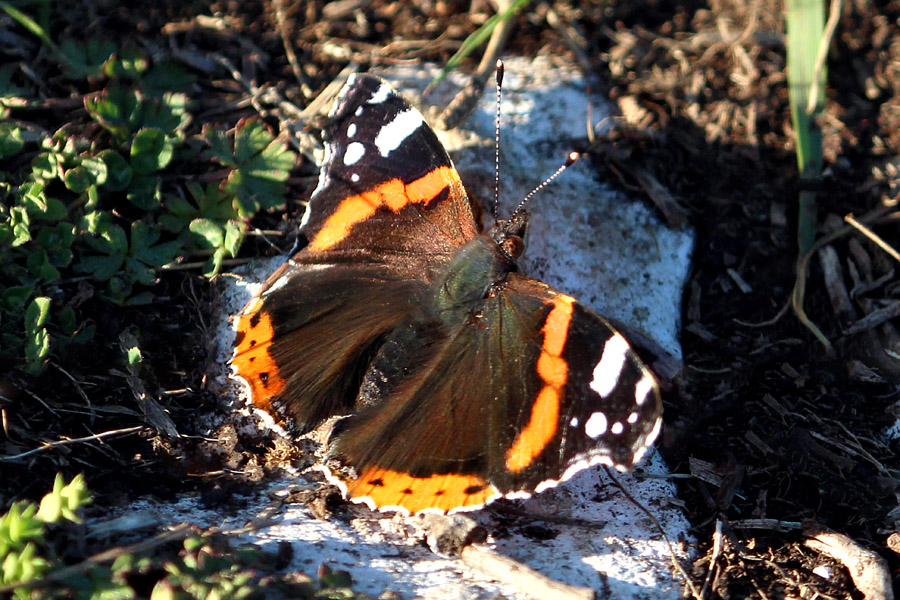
[0,473,91,597]
[0,23,296,375]
[786,0,839,352]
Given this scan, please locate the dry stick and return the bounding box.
[739,207,894,330]
[603,466,703,599]
[806,0,843,116]
[0,426,144,462]
[699,519,724,599]
[272,0,312,99]
[459,544,596,600]
[845,213,900,265]
[804,529,894,600]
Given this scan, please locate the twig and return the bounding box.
[845,213,900,265]
[604,467,702,599]
[460,544,596,600]
[272,0,312,99]
[806,0,842,116]
[804,528,894,600]
[0,426,144,462]
[699,519,724,598]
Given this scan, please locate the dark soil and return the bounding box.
[2,1,900,598]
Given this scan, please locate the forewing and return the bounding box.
[302,74,479,275]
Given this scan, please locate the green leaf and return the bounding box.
[57,305,76,335]
[0,65,30,104]
[2,286,34,314]
[84,85,141,142]
[158,192,197,233]
[142,61,196,96]
[124,291,154,305]
[24,298,51,374]
[24,296,50,332]
[31,152,60,180]
[82,221,127,254]
[188,218,223,249]
[0,123,23,159]
[205,119,295,216]
[78,253,124,282]
[126,344,142,366]
[129,221,180,268]
[130,127,173,175]
[97,149,132,191]
[26,249,60,280]
[63,165,92,193]
[9,206,30,246]
[79,210,113,235]
[79,155,109,187]
[126,175,161,210]
[17,182,67,221]
[58,38,116,79]
[36,222,76,267]
[103,48,149,80]
[204,246,226,277]
[223,220,245,257]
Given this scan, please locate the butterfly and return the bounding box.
[231,73,662,514]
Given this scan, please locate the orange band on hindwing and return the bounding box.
[505,295,575,472]
[348,466,500,513]
[232,298,286,413]
[309,166,460,252]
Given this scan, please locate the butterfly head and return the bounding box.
[488,208,529,260]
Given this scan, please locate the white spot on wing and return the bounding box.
[569,417,579,427]
[374,109,424,157]
[350,173,360,183]
[635,374,654,406]
[611,422,624,435]
[585,412,608,439]
[343,142,365,166]
[347,123,357,137]
[590,333,630,398]
[627,412,639,424]
[354,106,363,117]
[368,82,392,104]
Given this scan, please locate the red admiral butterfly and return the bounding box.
[231,73,662,514]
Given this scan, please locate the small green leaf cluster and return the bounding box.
[1,474,370,599]
[0,473,90,597]
[0,35,296,375]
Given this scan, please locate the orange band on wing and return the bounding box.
[309,166,460,252]
[349,466,499,513]
[505,295,575,472]
[231,299,286,413]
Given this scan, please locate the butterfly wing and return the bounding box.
[302,73,480,274]
[232,74,480,431]
[329,272,663,513]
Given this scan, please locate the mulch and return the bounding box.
[2,1,899,598]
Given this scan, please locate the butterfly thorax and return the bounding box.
[431,233,518,326]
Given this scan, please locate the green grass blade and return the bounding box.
[428,0,531,91]
[0,1,57,52]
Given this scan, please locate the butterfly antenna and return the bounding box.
[514,151,581,214]
[491,59,504,221]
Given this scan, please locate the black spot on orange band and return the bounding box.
[349,466,499,513]
[232,301,286,413]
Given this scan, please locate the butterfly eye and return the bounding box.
[502,235,525,258]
